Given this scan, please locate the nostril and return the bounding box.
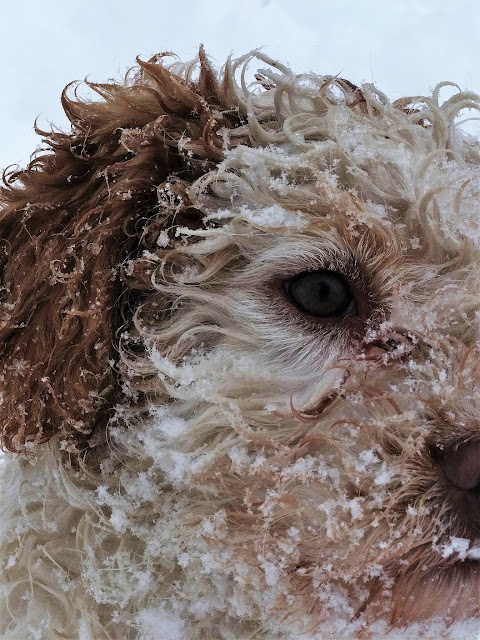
[437,441,480,491]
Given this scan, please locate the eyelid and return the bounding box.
[271,249,364,288]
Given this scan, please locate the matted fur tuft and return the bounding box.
[1,49,480,639]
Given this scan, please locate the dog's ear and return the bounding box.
[0,49,241,455]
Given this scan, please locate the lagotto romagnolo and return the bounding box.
[1,48,480,639]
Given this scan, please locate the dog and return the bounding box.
[0,47,480,639]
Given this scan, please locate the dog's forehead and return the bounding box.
[201,131,480,269]
[183,66,480,270]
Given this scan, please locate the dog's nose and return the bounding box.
[434,441,480,527]
[440,441,480,491]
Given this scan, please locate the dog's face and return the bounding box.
[1,51,480,638]
[136,132,480,631]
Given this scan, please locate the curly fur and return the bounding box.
[1,48,480,639]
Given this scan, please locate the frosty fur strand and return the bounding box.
[1,49,480,638]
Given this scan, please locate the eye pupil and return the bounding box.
[284,269,354,318]
[317,281,331,301]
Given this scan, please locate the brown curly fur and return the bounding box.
[0,48,246,454]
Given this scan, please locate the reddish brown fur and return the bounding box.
[0,49,244,454]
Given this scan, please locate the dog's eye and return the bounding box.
[284,270,355,318]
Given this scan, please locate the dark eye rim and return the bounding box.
[283,269,355,319]
[267,259,383,333]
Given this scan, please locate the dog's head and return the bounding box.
[1,50,480,637]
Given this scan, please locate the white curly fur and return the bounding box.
[2,52,480,639]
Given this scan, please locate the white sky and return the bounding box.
[1,0,480,172]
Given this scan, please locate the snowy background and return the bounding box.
[1,0,480,173]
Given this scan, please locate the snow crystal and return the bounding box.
[261,560,281,586]
[466,545,480,560]
[263,403,279,413]
[201,510,228,539]
[27,626,44,640]
[156,229,169,247]
[441,536,470,560]
[355,449,380,472]
[109,508,129,533]
[199,551,223,575]
[228,445,250,470]
[280,456,315,481]
[409,236,422,249]
[238,204,307,229]
[6,555,16,568]
[136,606,187,640]
[374,462,394,486]
[78,619,92,640]
[347,497,364,520]
[149,405,189,438]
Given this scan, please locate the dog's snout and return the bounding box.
[440,441,480,491]
[433,441,480,527]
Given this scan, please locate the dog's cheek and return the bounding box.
[292,366,348,412]
[206,330,349,413]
